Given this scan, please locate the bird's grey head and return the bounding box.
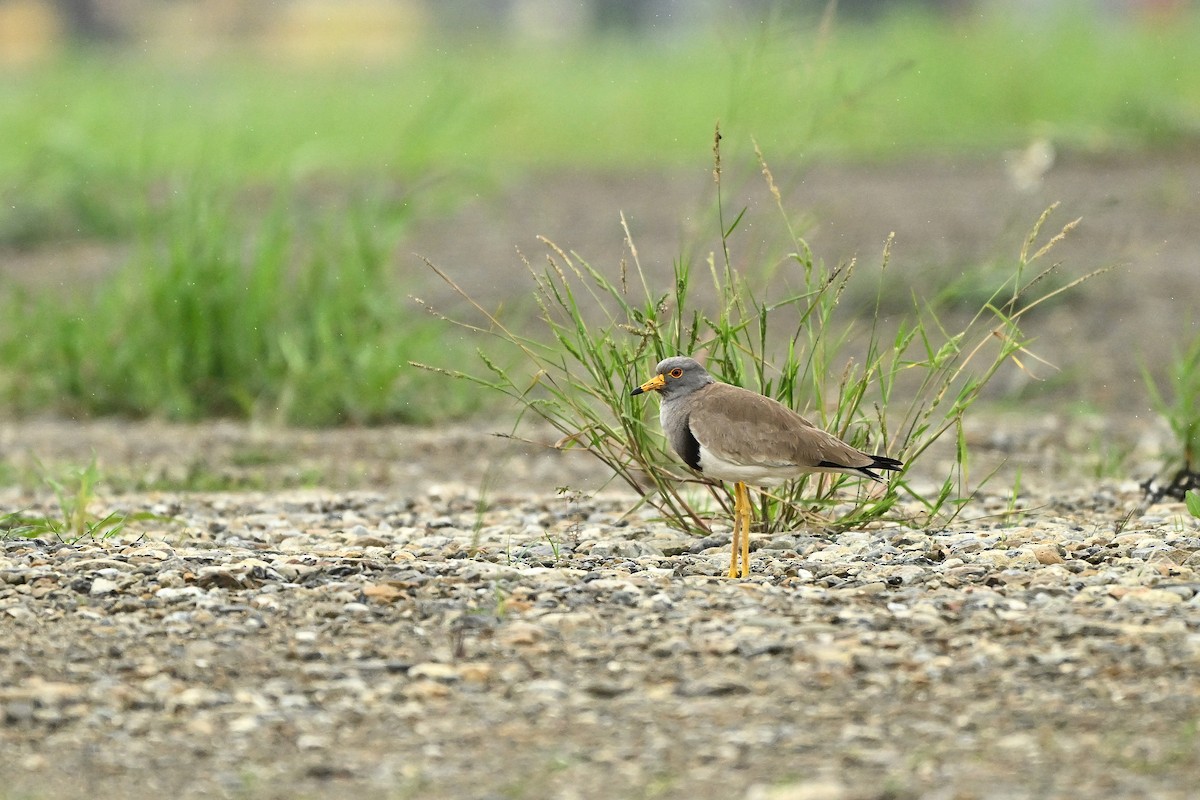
[630,355,715,400]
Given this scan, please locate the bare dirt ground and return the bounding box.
[2,154,1200,800]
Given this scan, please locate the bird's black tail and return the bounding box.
[816,454,904,483]
[855,455,904,483]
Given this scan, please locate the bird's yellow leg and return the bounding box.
[740,482,751,578]
[727,482,744,578]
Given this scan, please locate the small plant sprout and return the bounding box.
[542,530,562,562]
[1004,468,1026,524]
[1112,506,1139,537]
[0,458,166,543]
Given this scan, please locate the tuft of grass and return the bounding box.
[1143,330,1200,475]
[1141,326,1200,506]
[0,458,166,543]
[418,130,1103,534]
[0,186,482,426]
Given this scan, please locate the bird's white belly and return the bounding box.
[697,444,808,487]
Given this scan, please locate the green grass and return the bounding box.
[2,10,1198,191]
[1144,330,1200,475]
[849,10,1200,154]
[418,132,1102,533]
[1142,326,1200,502]
[0,187,481,425]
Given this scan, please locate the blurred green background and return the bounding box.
[1,0,1198,425]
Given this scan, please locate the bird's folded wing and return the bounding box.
[686,383,873,470]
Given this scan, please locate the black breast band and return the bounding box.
[680,417,702,472]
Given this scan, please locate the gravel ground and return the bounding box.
[1,416,1199,800]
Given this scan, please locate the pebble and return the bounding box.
[88,577,120,596]
[1025,543,1065,565]
[409,662,462,682]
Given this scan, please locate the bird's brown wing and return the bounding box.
[685,382,876,471]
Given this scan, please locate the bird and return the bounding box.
[631,355,903,578]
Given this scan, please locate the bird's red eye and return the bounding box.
[669,368,684,378]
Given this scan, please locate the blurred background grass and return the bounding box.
[3,4,1198,184]
[1,0,1198,425]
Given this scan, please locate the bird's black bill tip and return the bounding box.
[630,387,645,397]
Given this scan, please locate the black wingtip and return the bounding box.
[861,455,903,483]
[871,455,904,471]
[818,454,903,483]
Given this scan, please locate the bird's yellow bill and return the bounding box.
[630,373,667,396]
